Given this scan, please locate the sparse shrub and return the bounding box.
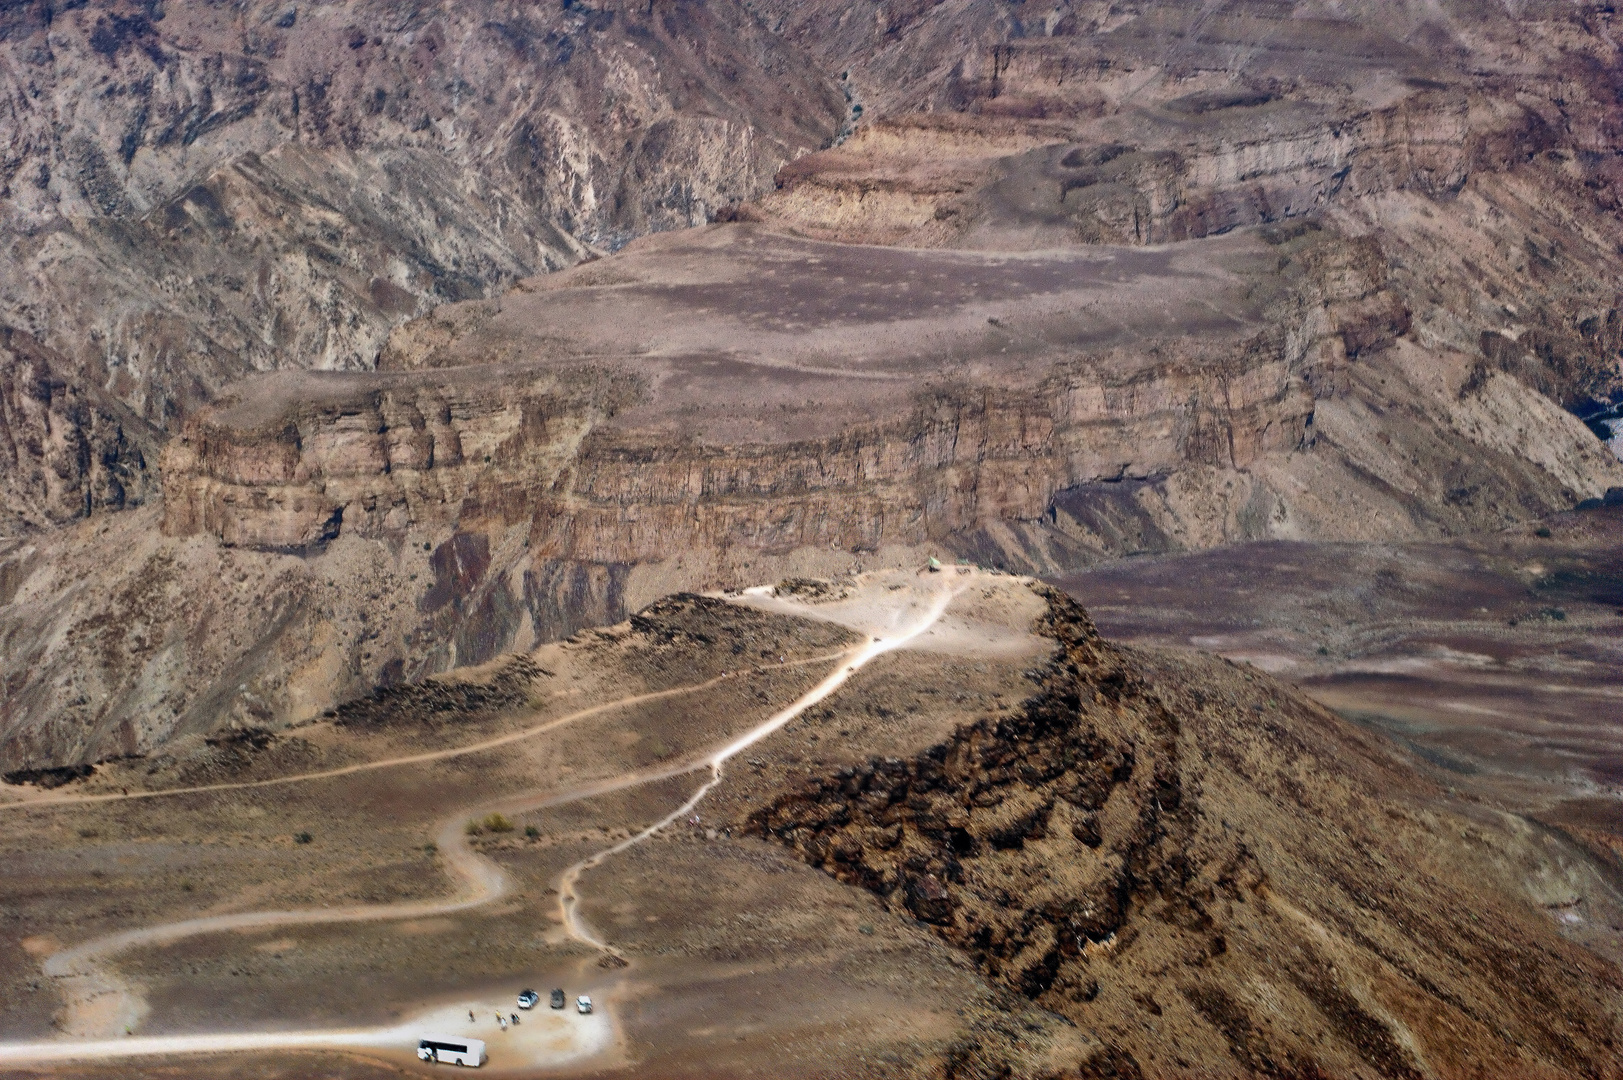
[1535,526,1553,538]
[524,825,540,840]
[294,831,313,844]
[180,881,194,892]
[482,812,514,833]
[465,820,482,836]
[423,842,437,855]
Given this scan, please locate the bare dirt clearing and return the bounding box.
[4,570,1623,1078]
[0,571,1050,1078]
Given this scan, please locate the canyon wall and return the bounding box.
[8,0,1623,768]
[0,327,160,535]
[0,0,844,429]
[156,302,1319,573]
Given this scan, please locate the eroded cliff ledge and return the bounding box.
[158,224,1618,637]
[0,327,160,535]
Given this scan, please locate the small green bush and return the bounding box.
[524,825,540,840]
[294,832,313,844]
[482,812,514,833]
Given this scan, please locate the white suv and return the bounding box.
[576,995,593,1014]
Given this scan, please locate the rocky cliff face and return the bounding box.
[752,0,1623,415]
[159,364,640,552]
[0,326,160,535]
[0,0,843,427]
[8,1,1623,768]
[745,587,1623,1078]
[151,224,1338,607]
[155,219,1620,606]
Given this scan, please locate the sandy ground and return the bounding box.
[0,998,611,1071]
[1056,506,1623,839]
[0,568,1026,1077]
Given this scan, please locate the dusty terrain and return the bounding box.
[1058,503,1623,903]
[3,6,1623,1074]
[6,1,1623,768]
[1,572,1619,1079]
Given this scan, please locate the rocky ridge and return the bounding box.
[746,586,1623,1078]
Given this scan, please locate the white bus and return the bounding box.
[418,1035,485,1066]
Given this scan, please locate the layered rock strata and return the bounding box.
[11,0,1623,772]
[158,223,1620,616]
[752,0,1623,415]
[160,364,640,552]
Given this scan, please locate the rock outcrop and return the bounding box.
[153,225,1330,615]
[746,587,1623,1078]
[753,0,1623,415]
[0,327,160,534]
[155,222,1620,613]
[160,364,639,552]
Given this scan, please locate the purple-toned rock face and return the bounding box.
[5,0,1623,779]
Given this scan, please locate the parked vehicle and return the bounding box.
[550,988,566,1009]
[577,995,593,1015]
[418,1035,485,1067]
[517,989,539,1010]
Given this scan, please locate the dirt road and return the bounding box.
[0,572,968,1068]
[0,653,846,812]
[558,575,965,950]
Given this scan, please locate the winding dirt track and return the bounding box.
[558,579,963,950]
[0,653,844,813]
[0,578,964,1067]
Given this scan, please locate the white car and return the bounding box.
[576,995,593,1014]
[516,989,539,1010]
